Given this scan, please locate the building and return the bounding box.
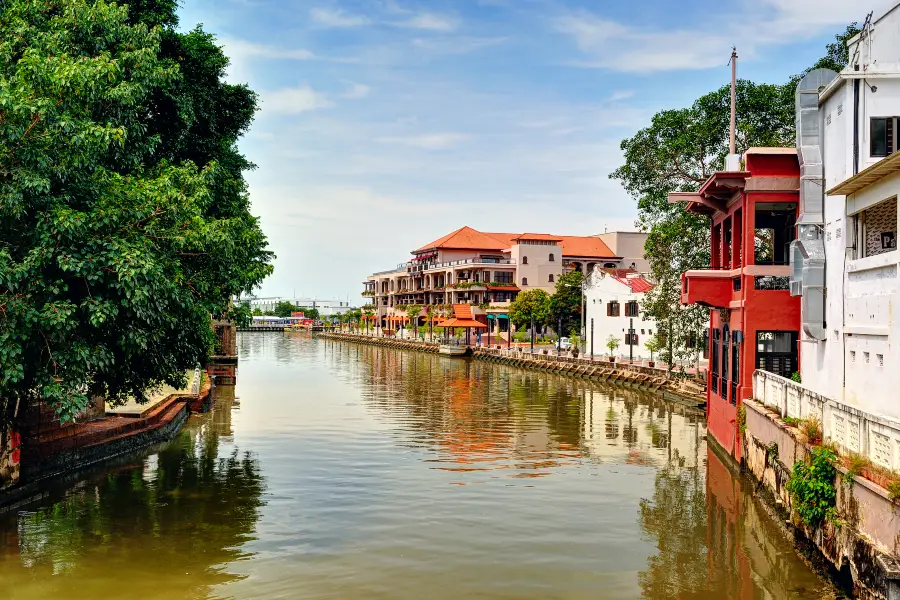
[675,148,803,459]
[244,297,352,317]
[597,231,650,272]
[583,269,656,359]
[363,226,643,332]
[791,9,900,419]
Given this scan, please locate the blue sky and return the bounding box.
[177,0,867,301]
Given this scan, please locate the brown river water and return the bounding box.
[0,333,840,599]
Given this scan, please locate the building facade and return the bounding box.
[676,148,803,458]
[791,8,900,424]
[363,226,642,331]
[583,269,657,360]
[244,297,353,317]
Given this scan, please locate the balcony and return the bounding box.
[681,267,737,308]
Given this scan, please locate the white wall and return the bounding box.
[802,8,900,419]
[583,272,657,359]
[510,241,562,294]
[596,232,649,272]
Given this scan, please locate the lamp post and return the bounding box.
[628,317,635,364]
[530,314,535,354]
[557,315,562,356]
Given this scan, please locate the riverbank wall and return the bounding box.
[0,371,217,513]
[316,332,705,407]
[734,397,900,599]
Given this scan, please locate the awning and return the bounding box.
[827,151,900,196]
[486,314,509,320]
[438,318,487,328]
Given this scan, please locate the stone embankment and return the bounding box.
[1,370,216,513]
[739,398,900,600]
[317,332,705,407]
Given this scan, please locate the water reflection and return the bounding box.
[0,386,264,600]
[0,335,835,599]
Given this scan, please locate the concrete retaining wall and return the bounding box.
[0,428,20,491]
[317,332,704,406]
[743,398,900,599]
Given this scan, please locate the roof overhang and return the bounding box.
[827,152,900,196]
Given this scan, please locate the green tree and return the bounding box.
[509,289,551,330]
[610,25,861,377]
[406,305,422,337]
[606,335,621,357]
[251,307,263,317]
[274,301,298,318]
[550,270,583,339]
[0,0,271,423]
[301,307,320,321]
[230,302,253,328]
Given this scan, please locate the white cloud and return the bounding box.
[341,82,371,99]
[377,133,469,149]
[310,7,370,27]
[263,85,334,114]
[219,37,315,83]
[220,37,315,61]
[556,2,864,73]
[608,90,635,102]
[411,36,508,55]
[396,13,458,31]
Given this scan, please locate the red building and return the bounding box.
[674,148,802,459]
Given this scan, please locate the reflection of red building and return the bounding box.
[673,148,801,458]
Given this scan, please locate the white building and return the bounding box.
[244,297,353,317]
[780,3,900,466]
[583,269,657,360]
[597,231,650,273]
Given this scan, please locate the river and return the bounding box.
[0,333,840,599]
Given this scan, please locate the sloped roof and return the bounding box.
[415,226,510,253]
[601,269,654,293]
[414,226,617,258]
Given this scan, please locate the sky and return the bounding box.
[176,0,869,302]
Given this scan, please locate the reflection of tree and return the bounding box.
[638,466,707,598]
[5,395,264,598]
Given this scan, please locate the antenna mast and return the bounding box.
[729,47,737,156]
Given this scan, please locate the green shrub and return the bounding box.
[791,371,802,383]
[787,446,837,528]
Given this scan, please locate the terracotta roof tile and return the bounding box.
[414,226,618,258]
[415,226,510,252]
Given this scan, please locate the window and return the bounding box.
[756,331,798,379]
[522,277,528,286]
[607,301,620,317]
[754,205,796,265]
[494,271,513,284]
[852,197,897,259]
[731,334,740,405]
[624,301,639,317]
[522,256,528,265]
[641,329,645,335]
[625,333,639,345]
[871,117,898,157]
[549,253,555,262]
[548,274,554,283]
[711,329,720,395]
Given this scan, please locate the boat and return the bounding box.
[439,345,471,357]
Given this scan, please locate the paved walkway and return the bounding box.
[106,370,198,418]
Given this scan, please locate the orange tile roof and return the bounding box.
[556,235,615,257]
[415,226,510,253]
[453,304,474,319]
[414,226,617,258]
[512,233,563,242]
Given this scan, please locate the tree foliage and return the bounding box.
[550,270,583,336]
[610,26,859,372]
[230,302,252,327]
[509,289,551,329]
[274,301,298,318]
[0,0,272,421]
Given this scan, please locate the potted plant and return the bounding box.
[644,334,661,368]
[606,335,620,363]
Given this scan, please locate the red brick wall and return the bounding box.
[0,427,21,490]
